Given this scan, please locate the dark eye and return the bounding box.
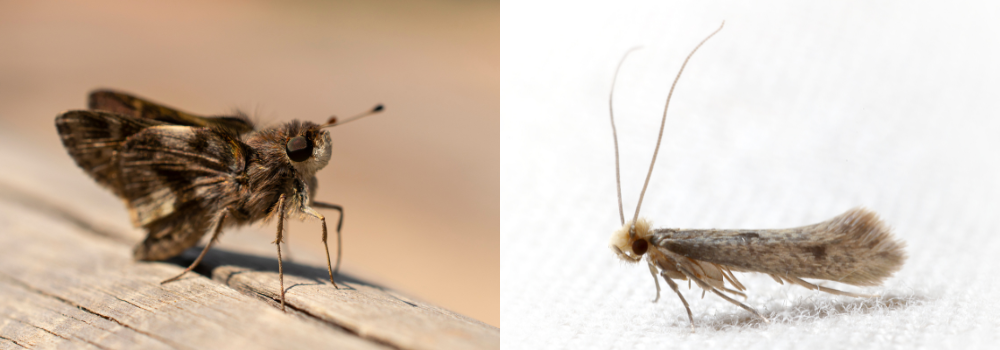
[285,136,313,162]
[632,239,648,256]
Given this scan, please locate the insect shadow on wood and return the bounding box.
[55,90,383,310]
[606,22,907,330]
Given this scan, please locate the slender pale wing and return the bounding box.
[116,125,247,260]
[55,110,165,194]
[649,208,906,286]
[89,89,255,134]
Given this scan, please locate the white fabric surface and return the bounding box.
[501,1,1000,348]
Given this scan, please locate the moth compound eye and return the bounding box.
[285,136,313,162]
[632,239,648,256]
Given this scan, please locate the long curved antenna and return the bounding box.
[610,46,643,226]
[631,22,724,226]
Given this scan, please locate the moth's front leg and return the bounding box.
[273,194,288,311]
[302,200,343,288]
[647,262,662,303]
[659,272,695,331]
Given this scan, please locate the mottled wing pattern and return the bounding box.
[55,110,166,195]
[649,208,906,286]
[117,125,248,260]
[89,89,255,134]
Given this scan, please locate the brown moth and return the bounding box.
[55,89,383,310]
[607,23,906,329]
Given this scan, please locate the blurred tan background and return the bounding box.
[0,0,497,326]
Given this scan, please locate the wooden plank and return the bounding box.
[0,134,498,349]
[210,264,497,350]
[0,277,171,350]
[0,198,385,350]
[162,225,500,350]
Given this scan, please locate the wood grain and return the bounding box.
[0,139,498,349]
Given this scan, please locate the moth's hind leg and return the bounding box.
[783,276,874,298]
[707,288,769,323]
[160,208,229,284]
[306,201,344,288]
[718,285,747,300]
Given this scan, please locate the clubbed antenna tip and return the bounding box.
[322,103,385,128]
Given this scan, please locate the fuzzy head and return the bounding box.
[610,218,653,263]
[283,122,333,177]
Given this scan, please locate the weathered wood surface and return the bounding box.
[0,137,498,349]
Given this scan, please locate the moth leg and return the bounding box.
[310,201,343,287]
[282,226,293,263]
[708,289,769,323]
[683,267,768,323]
[783,276,874,298]
[720,266,746,291]
[664,252,770,323]
[161,208,229,284]
[273,194,287,311]
[711,266,748,299]
[718,286,747,300]
[646,262,662,303]
[301,205,338,288]
[660,272,695,331]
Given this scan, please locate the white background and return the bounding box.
[502,1,1000,348]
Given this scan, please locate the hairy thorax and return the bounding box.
[228,121,332,224]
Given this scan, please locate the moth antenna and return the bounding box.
[610,46,643,226]
[322,104,384,128]
[631,21,724,226]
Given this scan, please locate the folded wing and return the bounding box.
[650,208,906,286]
[89,89,255,134]
[116,126,247,260]
[55,110,165,194]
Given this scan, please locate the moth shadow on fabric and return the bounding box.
[698,293,924,330]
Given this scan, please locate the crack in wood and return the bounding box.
[208,266,404,349]
[0,334,29,349]
[21,319,113,350]
[109,295,154,313]
[53,311,118,350]
[268,293,404,350]
[0,272,183,350]
[0,181,498,349]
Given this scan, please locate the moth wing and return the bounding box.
[55,110,166,194]
[651,208,906,286]
[115,125,247,260]
[89,89,255,134]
